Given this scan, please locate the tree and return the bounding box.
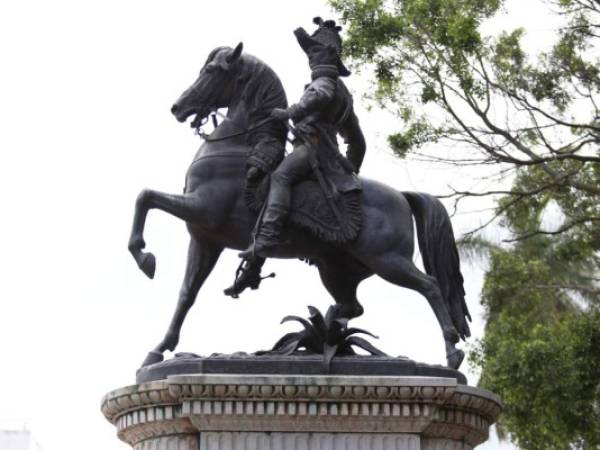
[330,0,599,240]
[468,218,600,448]
[329,0,600,448]
[463,211,600,450]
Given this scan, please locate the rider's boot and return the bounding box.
[239,203,288,259]
[224,257,266,298]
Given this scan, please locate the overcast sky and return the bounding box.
[0,1,562,449]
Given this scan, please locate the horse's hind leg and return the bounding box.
[317,259,371,319]
[370,254,464,369]
[141,237,222,367]
[128,189,207,279]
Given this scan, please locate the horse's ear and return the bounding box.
[226,42,243,63]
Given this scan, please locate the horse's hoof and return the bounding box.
[139,252,156,279]
[447,349,465,370]
[141,350,164,367]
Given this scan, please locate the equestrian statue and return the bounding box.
[128,18,471,370]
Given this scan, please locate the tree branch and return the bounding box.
[504,217,600,242]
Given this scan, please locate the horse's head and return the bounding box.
[171,43,244,128]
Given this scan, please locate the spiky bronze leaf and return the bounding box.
[268,305,387,370]
[343,327,379,339]
[307,306,327,341]
[272,332,302,351]
[344,336,387,356]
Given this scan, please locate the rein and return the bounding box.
[195,110,277,142]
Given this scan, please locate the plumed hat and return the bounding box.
[294,17,351,77]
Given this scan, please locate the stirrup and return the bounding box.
[225,259,275,299]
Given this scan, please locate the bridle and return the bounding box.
[195,109,283,143]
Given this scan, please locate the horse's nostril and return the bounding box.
[171,104,178,114]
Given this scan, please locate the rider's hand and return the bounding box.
[270,108,290,121]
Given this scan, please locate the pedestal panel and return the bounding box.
[200,432,419,450]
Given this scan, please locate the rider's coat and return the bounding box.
[289,76,366,193]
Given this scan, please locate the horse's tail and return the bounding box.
[403,192,471,340]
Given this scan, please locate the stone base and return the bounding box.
[102,374,501,450]
[136,353,468,384]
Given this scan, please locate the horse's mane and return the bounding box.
[238,53,288,122]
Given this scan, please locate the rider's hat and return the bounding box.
[294,17,351,77]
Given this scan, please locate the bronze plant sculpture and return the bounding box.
[269,305,386,371]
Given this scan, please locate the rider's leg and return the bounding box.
[239,144,312,258]
[230,136,286,288]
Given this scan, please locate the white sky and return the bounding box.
[0,1,560,449]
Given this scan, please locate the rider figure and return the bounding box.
[238,17,366,260]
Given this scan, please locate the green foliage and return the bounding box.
[472,244,600,449]
[388,119,437,157]
[331,0,507,147]
[475,160,600,449]
[493,29,526,88]
[330,0,600,171]
[471,309,600,449]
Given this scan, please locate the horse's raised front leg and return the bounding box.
[141,237,223,367]
[128,189,207,279]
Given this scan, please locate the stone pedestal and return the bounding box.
[102,374,501,450]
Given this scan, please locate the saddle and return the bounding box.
[245,175,361,245]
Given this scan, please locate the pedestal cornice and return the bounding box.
[102,375,501,448]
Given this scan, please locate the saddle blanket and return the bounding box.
[245,177,361,245]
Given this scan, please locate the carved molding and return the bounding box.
[101,381,176,422]
[184,398,441,433]
[101,375,501,448]
[120,419,196,447]
[169,382,455,404]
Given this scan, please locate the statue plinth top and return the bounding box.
[136,352,468,384]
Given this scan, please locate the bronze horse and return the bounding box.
[128,43,471,369]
